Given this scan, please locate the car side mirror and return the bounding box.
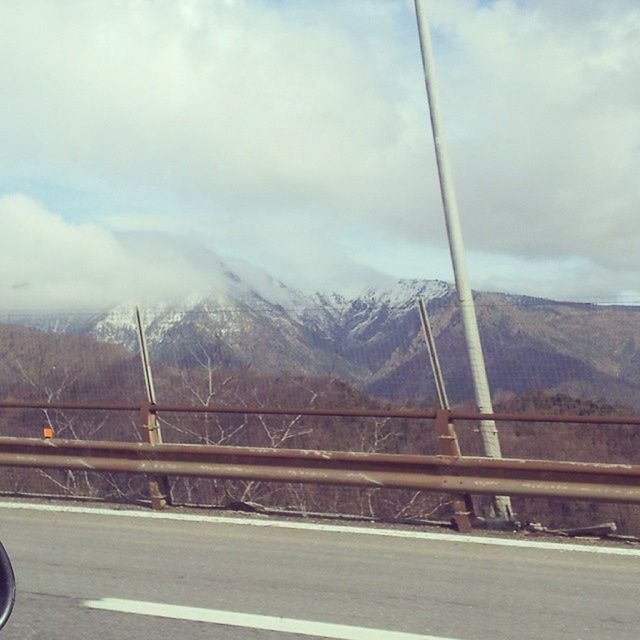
[0,542,15,631]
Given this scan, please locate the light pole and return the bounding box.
[413,0,513,520]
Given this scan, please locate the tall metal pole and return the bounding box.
[413,0,512,520]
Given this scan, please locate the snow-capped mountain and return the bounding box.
[5,254,640,408]
[88,254,456,385]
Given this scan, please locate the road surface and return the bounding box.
[0,501,637,639]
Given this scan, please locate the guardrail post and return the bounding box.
[139,403,172,510]
[435,409,474,532]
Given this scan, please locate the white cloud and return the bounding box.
[427,0,640,270]
[0,194,390,310]
[0,1,424,218]
[0,194,213,309]
[0,1,638,302]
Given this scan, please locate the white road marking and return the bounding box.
[83,598,455,640]
[1,500,639,557]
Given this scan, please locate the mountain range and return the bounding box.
[7,256,640,410]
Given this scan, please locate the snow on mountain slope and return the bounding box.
[5,260,640,408]
[358,279,452,309]
[90,247,454,350]
[91,253,312,347]
[87,269,458,395]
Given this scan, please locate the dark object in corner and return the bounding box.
[0,541,15,631]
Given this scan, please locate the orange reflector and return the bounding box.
[43,427,54,439]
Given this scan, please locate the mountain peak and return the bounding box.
[359,279,454,309]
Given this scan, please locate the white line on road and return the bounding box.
[1,500,639,557]
[83,598,456,640]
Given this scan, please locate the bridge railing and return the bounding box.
[0,400,639,533]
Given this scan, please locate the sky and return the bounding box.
[1,0,639,309]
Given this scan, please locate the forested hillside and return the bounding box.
[1,323,639,534]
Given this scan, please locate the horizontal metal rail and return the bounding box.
[450,411,640,426]
[1,400,639,426]
[0,400,435,419]
[0,401,140,412]
[0,437,639,504]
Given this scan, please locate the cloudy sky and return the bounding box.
[1,0,639,309]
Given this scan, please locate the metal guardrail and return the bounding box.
[2,400,640,424]
[1,400,639,531]
[0,436,638,504]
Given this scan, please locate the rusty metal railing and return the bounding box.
[0,400,639,532]
[0,436,638,501]
[1,400,639,425]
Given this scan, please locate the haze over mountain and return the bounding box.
[9,255,639,410]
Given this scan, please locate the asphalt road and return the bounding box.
[0,501,637,639]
